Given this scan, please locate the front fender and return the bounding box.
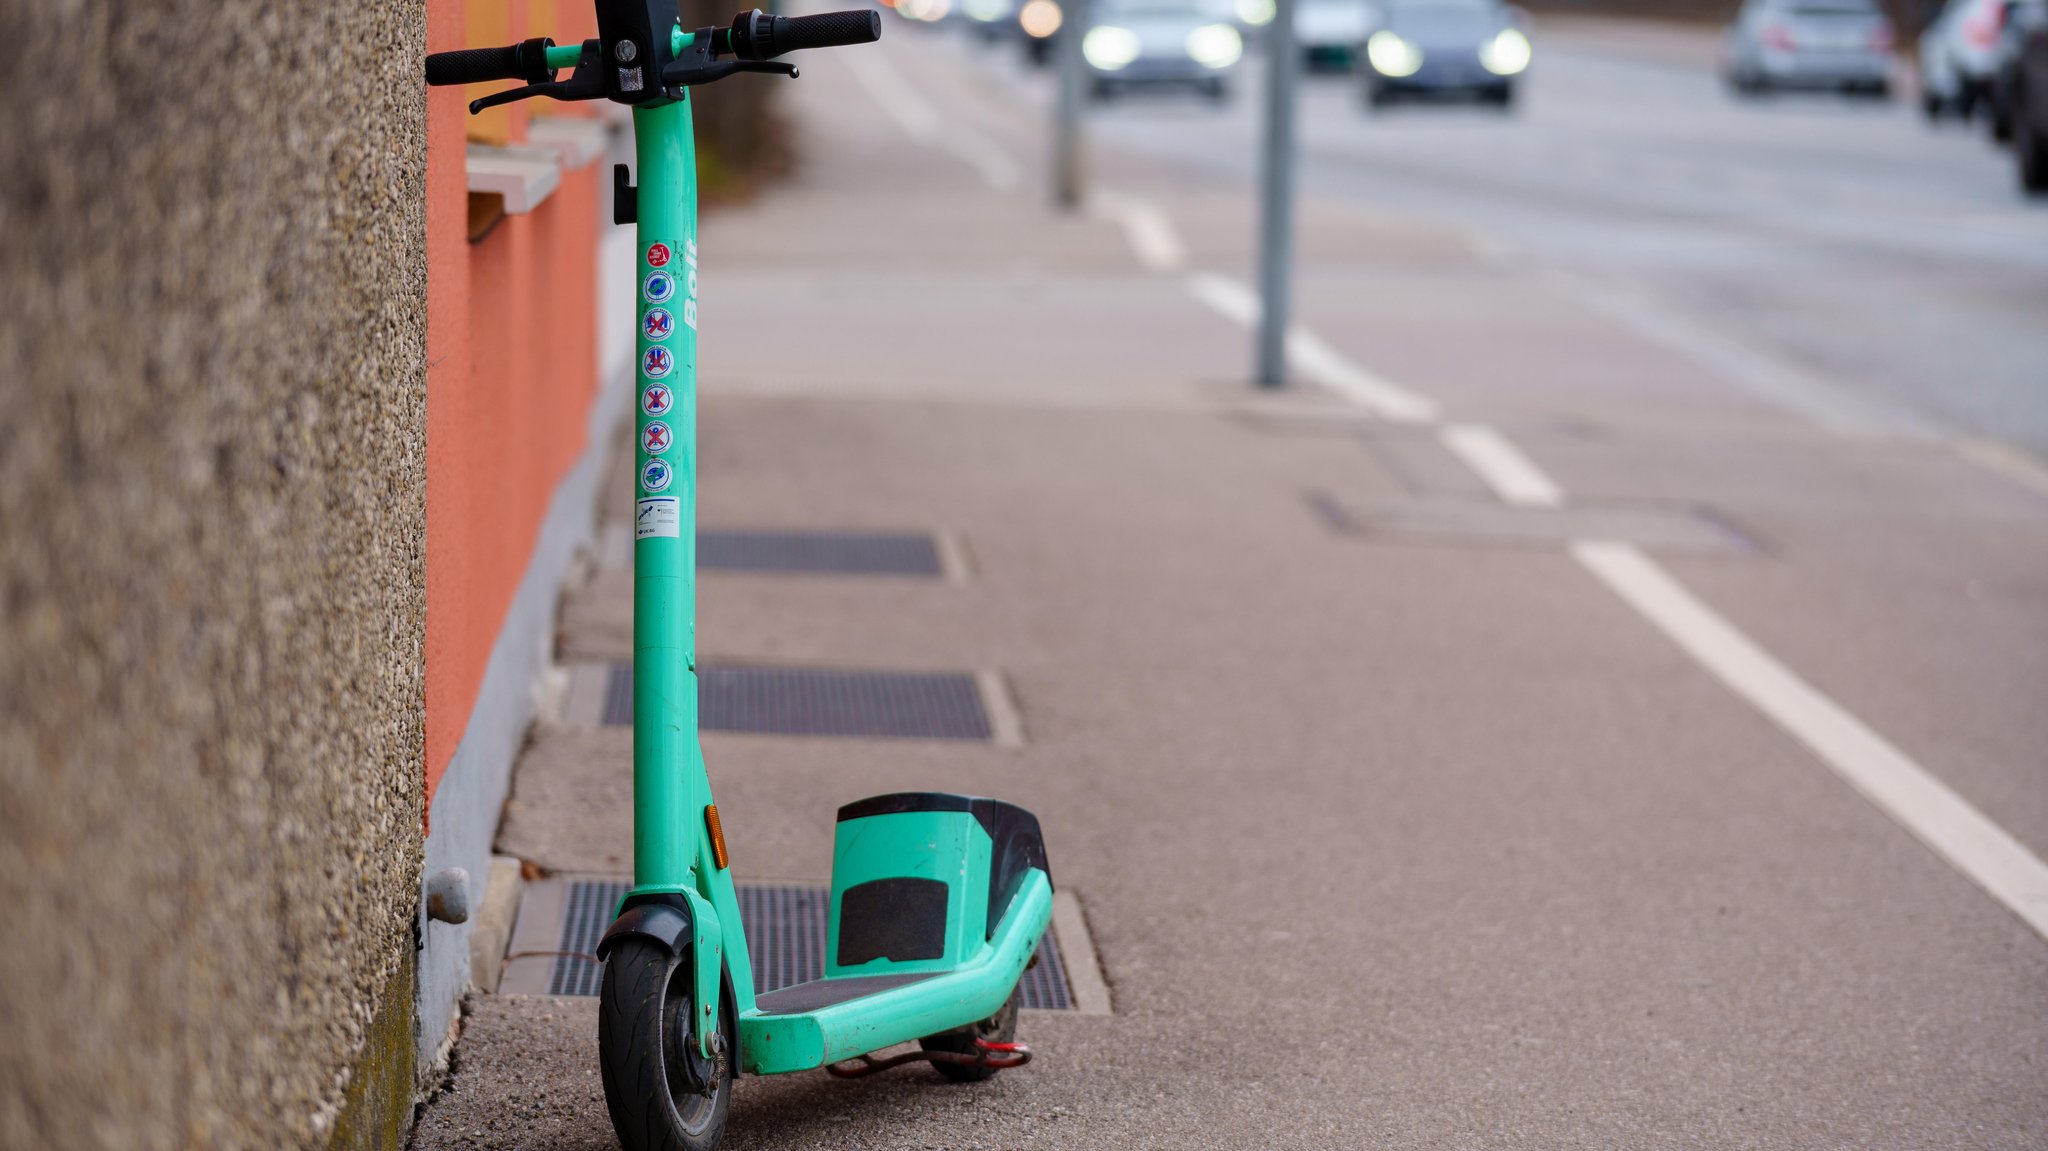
[597,890,725,1059]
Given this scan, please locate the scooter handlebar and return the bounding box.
[425,38,555,86]
[728,9,882,60]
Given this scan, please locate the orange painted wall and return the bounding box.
[425,0,603,801]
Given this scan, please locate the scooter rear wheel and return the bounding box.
[599,938,732,1151]
[918,988,1019,1083]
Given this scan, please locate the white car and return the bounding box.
[1083,0,1246,100]
[1920,0,2008,119]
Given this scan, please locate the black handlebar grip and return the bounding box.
[778,10,883,52]
[730,9,882,59]
[426,38,555,86]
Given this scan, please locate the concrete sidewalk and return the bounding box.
[410,20,2048,1151]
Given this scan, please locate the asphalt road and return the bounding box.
[413,16,2048,1151]
[1071,26,2048,456]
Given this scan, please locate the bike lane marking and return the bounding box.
[1185,271,1440,423]
[1091,191,1188,274]
[1439,423,1565,509]
[1133,200,2048,944]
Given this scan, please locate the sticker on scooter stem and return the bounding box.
[642,308,674,342]
[636,497,680,540]
[640,458,674,493]
[645,242,673,269]
[641,421,672,456]
[642,270,675,303]
[641,383,674,417]
[642,345,674,379]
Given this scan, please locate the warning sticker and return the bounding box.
[641,420,672,456]
[646,242,673,269]
[642,383,674,417]
[643,308,674,342]
[643,270,675,303]
[636,497,680,540]
[642,345,674,379]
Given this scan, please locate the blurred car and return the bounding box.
[1724,0,1895,97]
[1921,0,2008,119]
[1297,0,1373,71]
[1989,0,2048,140]
[1083,0,1245,99]
[1360,0,1530,108]
[959,0,1022,38]
[2015,10,2048,190]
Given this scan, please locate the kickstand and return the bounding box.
[826,1038,1033,1079]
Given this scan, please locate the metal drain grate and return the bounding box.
[699,530,942,577]
[601,663,992,741]
[549,880,627,996]
[550,880,1072,1010]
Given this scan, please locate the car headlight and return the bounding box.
[1479,27,1531,75]
[1186,23,1243,68]
[1019,0,1062,37]
[1083,25,1143,69]
[1235,0,1276,26]
[1366,30,1422,77]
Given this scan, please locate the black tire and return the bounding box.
[918,989,1019,1084]
[599,939,734,1151]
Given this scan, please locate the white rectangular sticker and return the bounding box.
[636,497,679,540]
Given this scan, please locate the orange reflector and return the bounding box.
[705,804,730,870]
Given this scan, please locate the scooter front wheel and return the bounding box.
[599,938,732,1151]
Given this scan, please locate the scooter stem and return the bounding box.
[629,95,702,893]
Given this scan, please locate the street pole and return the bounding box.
[1255,0,1299,388]
[1053,0,1088,209]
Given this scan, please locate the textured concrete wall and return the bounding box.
[0,1,429,1148]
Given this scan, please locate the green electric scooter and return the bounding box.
[427,6,1054,1149]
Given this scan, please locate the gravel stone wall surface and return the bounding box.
[0,2,429,1148]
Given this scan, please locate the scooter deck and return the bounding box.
[736,869,1052,1075]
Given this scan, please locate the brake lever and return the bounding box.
[467,41,606,115]
[660,28,801,91]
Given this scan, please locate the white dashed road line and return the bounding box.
[1574,540,2048,939]
[1115,192,2048,945]
[1185,272,1441,424]
[1440,423,1565,509]
[1091,192,1188,273]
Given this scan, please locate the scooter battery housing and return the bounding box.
[825,793,1050,978]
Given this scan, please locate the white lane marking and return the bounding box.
[1184,273,1441,423]
[1186,270,1257,324]
[1574,540,2048,941]
[1176,225,2048,942]
[843,50,1020,192]
[1092,191,1187,273]
[1957,437,2048,500]
[1562,274,1937,442]
[1440,423,1565,509]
